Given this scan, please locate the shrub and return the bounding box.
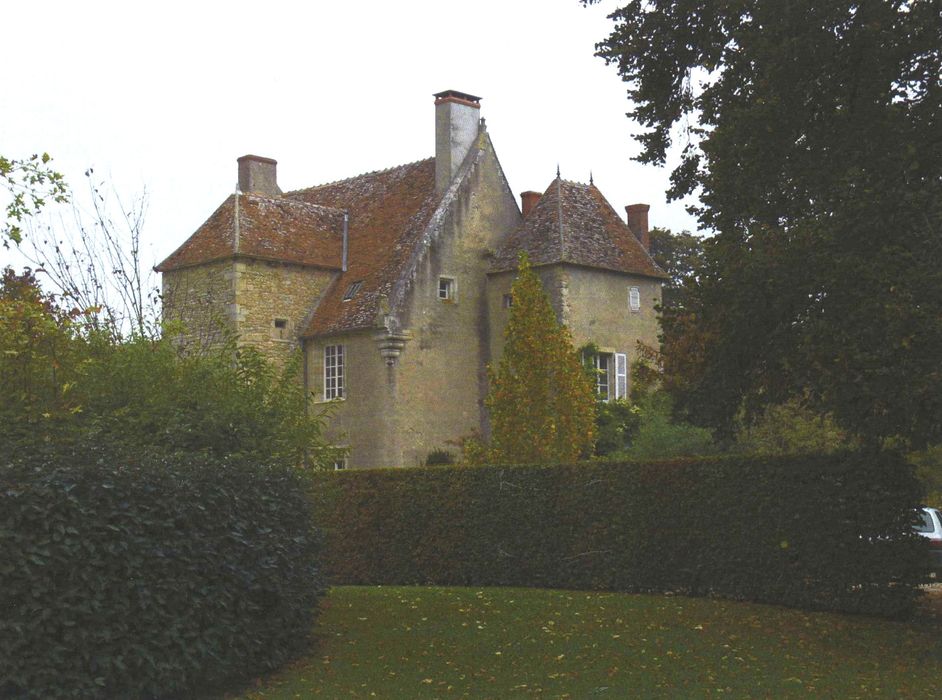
[593,399,642,456]
[0,269,339,470]
[611,391,717,460]
[312,451,926,617]
[1,445,325,699]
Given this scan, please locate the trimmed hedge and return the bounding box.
[1,447,325,699]
[312,452,926,617]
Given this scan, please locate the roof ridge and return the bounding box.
[242,192,347,216]
[384,145,487,324]
[557,174,564,258]
[286,156,434,194]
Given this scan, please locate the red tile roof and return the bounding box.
[490,178,668,279]
[284,158,440,337]
[155,193,345,272]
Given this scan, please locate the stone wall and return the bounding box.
[307,141,521,469]
[392,142,520,468]
[161,260,236,351]
[233,259,336,367]
[307,330,403,468]
[559,264,662,390]
[487,263,662,396]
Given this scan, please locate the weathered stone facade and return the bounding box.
[158,90,667,468]
[161,260,236,351]
[559,265,662,379]
[162,258,335,365]
[232,260,334,366]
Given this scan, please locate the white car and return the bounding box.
[915,507,942,572]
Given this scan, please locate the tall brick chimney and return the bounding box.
[520,191,542,217]
[434,90,482,193]
[238,155,281,197]
[626,203,650,250]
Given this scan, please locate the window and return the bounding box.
[589,351,628,401]
[272,317,289,340]
[438,277,455,301]
[502,293,513,309]
[594,353,611,399]
[333,458,347,471]
[614,352,628,399]
[343,280,363,301]
[324,344,344,400]
[629,286,641,312]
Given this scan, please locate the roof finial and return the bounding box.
[556,164,561,179]
[589,170,594,186]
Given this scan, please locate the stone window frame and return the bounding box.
[271,317,291,341]
[324,344,345,400]
[438,276,456,302]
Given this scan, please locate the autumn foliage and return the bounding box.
[480,254,596,463]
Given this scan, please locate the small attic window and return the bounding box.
[343,280,363,301]
[629,286,641,312]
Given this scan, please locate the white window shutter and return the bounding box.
[615,353,628,399]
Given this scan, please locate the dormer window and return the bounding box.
[343,280,363,301]
[438,277,456,302]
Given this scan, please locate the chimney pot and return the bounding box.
[626,203,651,251]
[434,90,482,193]
[520,191,542,217]
[238,155,281,197]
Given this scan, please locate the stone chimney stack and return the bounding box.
[434,90,482,193]
[626,203,651,250]
[238,155,281,197]
[520,191,542,217]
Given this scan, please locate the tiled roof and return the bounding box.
[489,178,668,279]
[284,158,439,337]
[155,193,345,271]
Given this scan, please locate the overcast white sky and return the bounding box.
[1,0,700,274]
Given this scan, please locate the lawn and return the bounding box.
[234,586,942,698]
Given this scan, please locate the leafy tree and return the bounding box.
[480,254,596,463]
[734,398,856,456]
[912,445,942,509]
[647,226,706,310]
[585,0,942,447]
[0,268,87,435]
[0,153,68,246]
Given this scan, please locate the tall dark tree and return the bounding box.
[585,0,942,446]
[647,226,705,310]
